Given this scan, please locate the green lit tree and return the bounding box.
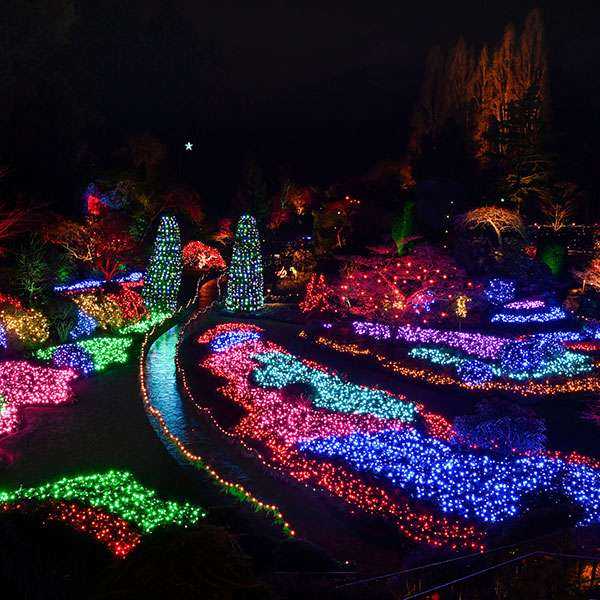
[225,215,264,312]
[143,215,182,311]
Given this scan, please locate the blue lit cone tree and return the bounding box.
[225,215,264,312]
[142,215,182,312]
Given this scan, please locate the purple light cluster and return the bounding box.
[352,321,393,340]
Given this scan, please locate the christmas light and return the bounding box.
[117,311,171,335]
[51,344,94,376]
[484,279,515,304]
[194,323,484,550]
[225,215,264,312]
[504,299,545,309]
[0,324,7,350]
[300,429,600,525]
[253,351,416,422]
[73,292,125,329]
[69,309,98,340]
[35,336,133,373]
[0,470,205,557]
[143,215,182,312]
[0,361,77,436]
[304,330,600,397]
[491,305,568,324]
[141,321,295,537]
[54,272,143,294]
[1,308,49,347]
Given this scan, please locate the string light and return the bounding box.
[51,344,94,376]
[491,305,568,324]
[0,308,49,347]
[54,272,143,295]
[253,351,416,422]
[299,429,600,526]
[195,323,484,550]
[484,279,515,304]
[0,470,205,557]
[73,293,125,329]
[140,320,296,537]
[225,215,264,312]
[0,361,77,436]
[35,337,133,373]
[143,215,182,312]
[504,299,545,310]
[69,309,98,340]
[304,330,600,397]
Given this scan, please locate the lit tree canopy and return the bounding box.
[460,206,523,245]
[44,214,137,280]
[225,215,264,313]
[182,241,225,273]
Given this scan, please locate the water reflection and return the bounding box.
[145,325,194,449]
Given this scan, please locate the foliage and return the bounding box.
[182,241,225,273]
[540,182,582,231]
[453,399,546,454]
[44,214,137,280]
[460,206,523,245]
[14,235,50,307]
[391,200,416,255]
[301,245,475,322]
[313,195,361,255]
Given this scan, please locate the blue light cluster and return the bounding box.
[54,272,143,294]
[253,351,417,421]
[456,359,494,385]
[0,324,7,350]
[299,429,600,525]
[491,305,568,324]
[484,279,515,305]
[409,345,593,381]
[498,338,562,376]
[51,344,94,376]
[209,330,261,352]
[69,309,98,340]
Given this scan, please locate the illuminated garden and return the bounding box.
[1,3,600,598]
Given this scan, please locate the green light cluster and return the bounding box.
[0,470,204,533]
[409,346,593,381]
[143,215,182,312]
[117,311,171,335]
[225,215,264,313]
[34,336,133,372]
[253,351,416,421]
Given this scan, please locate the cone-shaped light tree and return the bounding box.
[143,215,182,311]
[225,215,264,312]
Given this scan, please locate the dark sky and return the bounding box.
[178,1,600,95]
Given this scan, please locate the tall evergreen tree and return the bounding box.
[225,215,264,312]
[143,215,182,312]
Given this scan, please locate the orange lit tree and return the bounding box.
[460,206,523,246]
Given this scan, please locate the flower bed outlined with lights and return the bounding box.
[0,361,78,436]
[0,470,205,557]
[300,321,600,397]
[187,321,600,551]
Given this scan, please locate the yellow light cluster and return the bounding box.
[74,293,124,329]
[1,308,49,347]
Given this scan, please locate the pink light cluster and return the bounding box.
[0,361,78,436]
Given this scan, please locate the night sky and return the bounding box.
[4,1,600,209]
